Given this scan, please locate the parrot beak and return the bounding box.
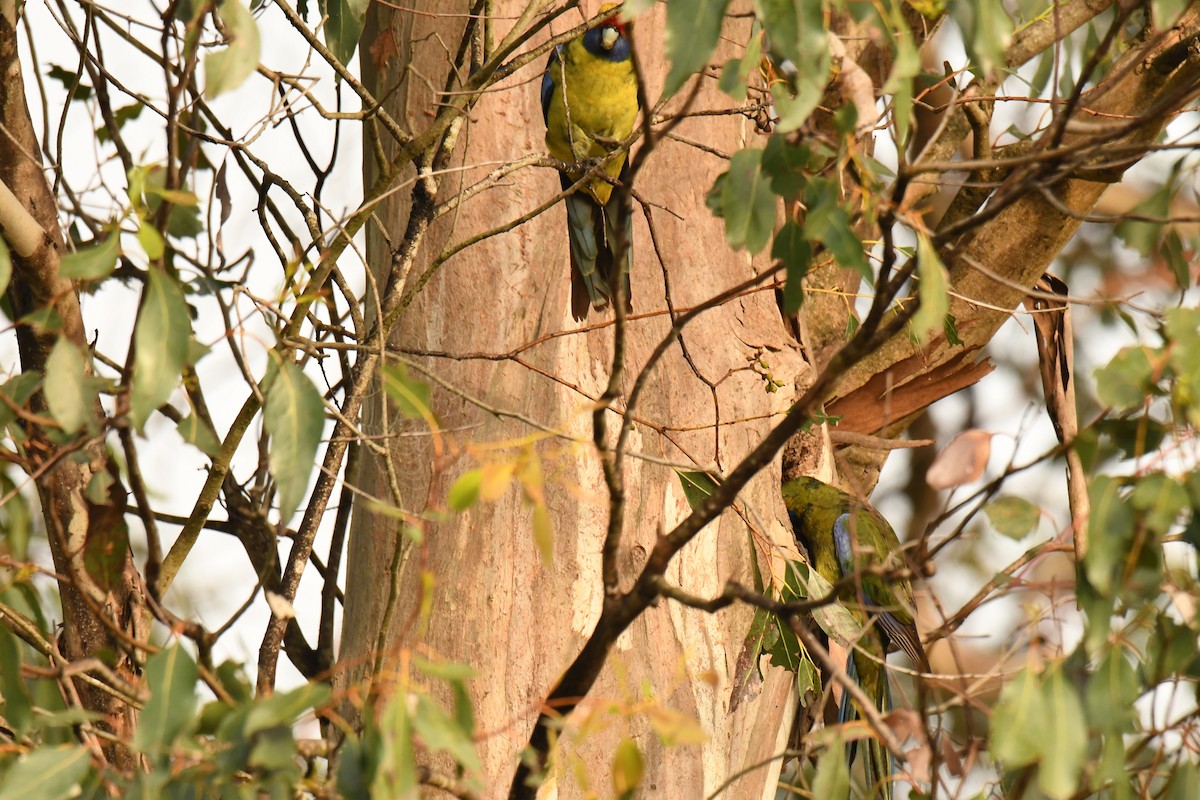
[601,25,620,50]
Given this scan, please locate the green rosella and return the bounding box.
[541,4,639,320]
[782,477,929,799]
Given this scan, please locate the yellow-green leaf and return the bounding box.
[0,746,91,800]
[911,233,948,343]
[448,469,482,511]
[205,0,261,97]
[664,0,732,96]
[612,738,644,799]
[130,270,190,430]
[263,356,325,520]
[133,643,198,752]
[44,338,94,434]
[532,503,553,565]
[60,234,119,280]
[0,236,11,296]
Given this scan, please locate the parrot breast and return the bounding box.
[542,36,638,206]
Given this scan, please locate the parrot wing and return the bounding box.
[541,46,562,124]
[831,512,928,672]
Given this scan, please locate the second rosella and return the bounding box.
[541,5,639,320]
[783,476,929,800]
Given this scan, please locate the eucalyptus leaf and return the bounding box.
[44,338,94,434]
[205,0,261,97]
[60,234,119,281]
[130,269,190,430]
[0,746,91,800]
[911,234,949,343]
[133,643,199,752]
[721,148,775,254]
[664,0,731,96]
[263,356,325,521]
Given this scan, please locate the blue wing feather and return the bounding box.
[540,46,561,124]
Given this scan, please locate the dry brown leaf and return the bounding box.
[926,429,993,489]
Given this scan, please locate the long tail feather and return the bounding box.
[840,654,895,800]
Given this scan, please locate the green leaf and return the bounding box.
[531,502,553,565]
[0,746,91,800]
[44,338,94,434]
[205,0,261,97]
[612,738,644,799]
[411,695,482,779]
[381,364,432,420]
[1169,763,1200,800]
[137,219,164,260]
[756,0,829,131]
[721,148,776,254]
[773,221,810,314]
[448,469,482,511]
[335,733,372,799]
[991,666,1041,766]
[0,236,11,296]
[60,234,119,280]
[413,655,476,682]
[1085,476,1133,596]
[263,356,326,520]
[166,204,203,239]
[133,643,198,752]
[1130,473,1189,535]
[799,563,864,650]
[1038,666,1085,800]
[19,306,63,334]
[83,510,129,593]
[884,17,920,146]
[663,0,731,96]
[321,0,370,68]
[374,694,419,800]
[176,412,222,456]
[984,496,1040,539]
[761,135,810,200]
[944,312,962,345]
[811,736,850,799]
[1095,346,1155,411]
[731,605,772,705]
[249,725,299,771]
[1115,179,1171,256]
[911,233,948,343]
[0,627,33,735]
[718,27,762,99]
[950,0,1013,78]
[705,171,729,218]
[46,64,92,100]
[675,469,719,510]
[0,473,32,560]
[95,103,143,143]
[130,270,191,430]
[803,177,870,279]
[0,373,36,433]
[245,682,331,735]
[1086,648,1138,734]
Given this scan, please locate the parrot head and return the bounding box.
[584,3,631,61]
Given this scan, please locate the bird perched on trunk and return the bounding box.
[541,4,639,320]
[782,476,929,800]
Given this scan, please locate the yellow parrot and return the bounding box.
[541,4,639,320]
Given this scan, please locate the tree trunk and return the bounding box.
[338,3,815,796]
